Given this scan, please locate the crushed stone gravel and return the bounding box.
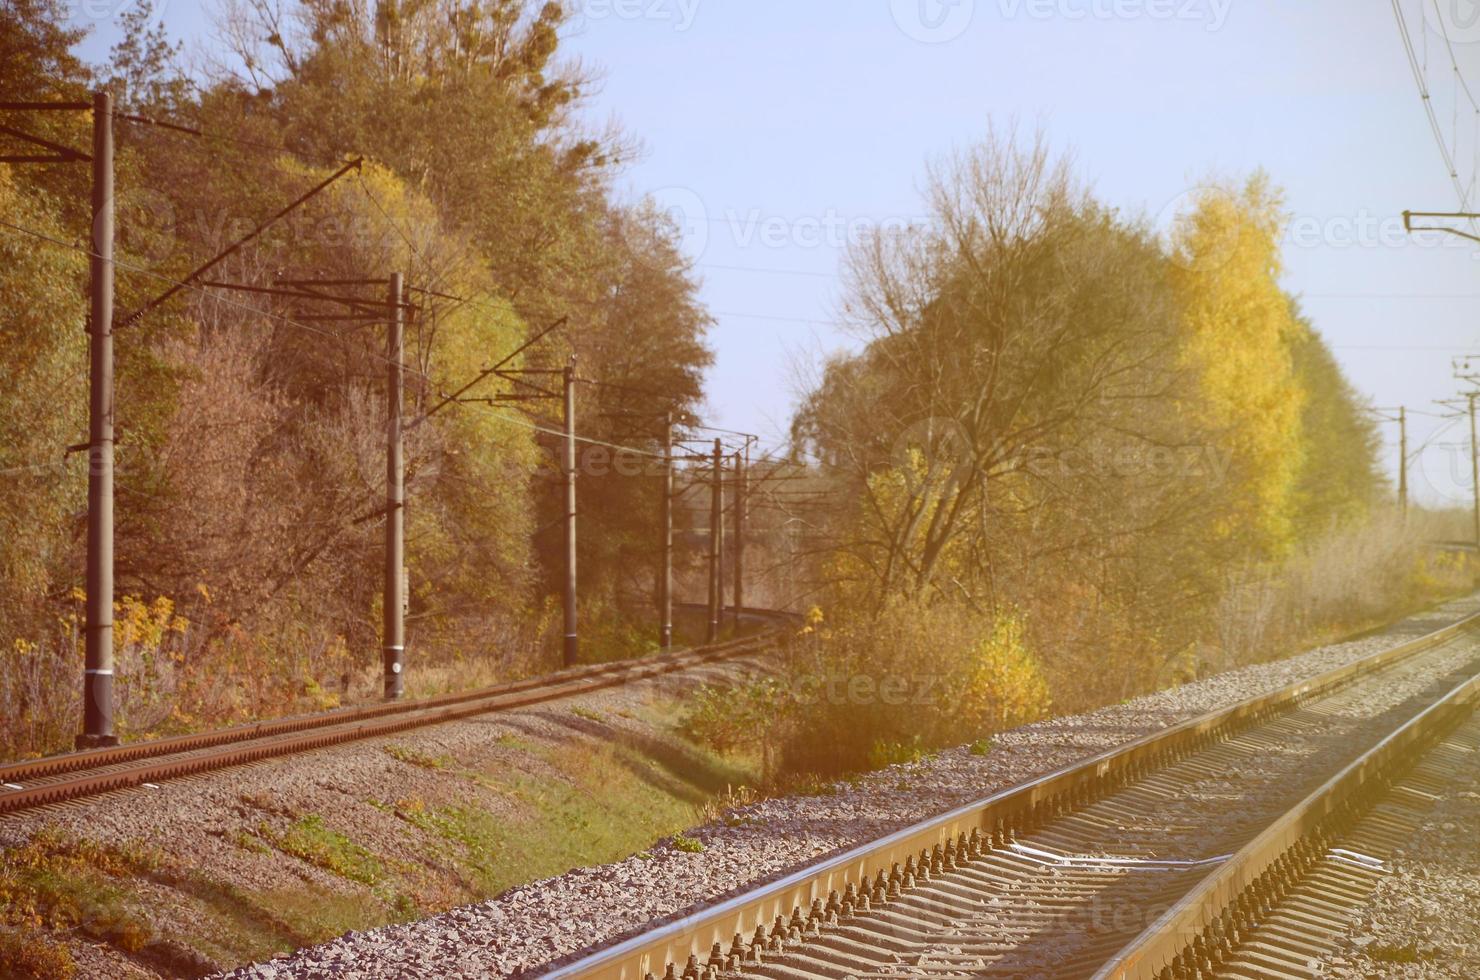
[0,651,773,975]
[1320,717,1480,978]
[213,596,1480,980]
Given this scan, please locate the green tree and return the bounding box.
[0,172,87,638]
[1286,302,1384,533]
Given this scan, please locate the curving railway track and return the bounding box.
[0,606,796,818]
[539,611,1480,980]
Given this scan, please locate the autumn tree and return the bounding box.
[796,133,1215,615]
[791,134,1389,710]
[1169,176,1306,557]
[0,0,714,754]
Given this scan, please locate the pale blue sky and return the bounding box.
[73,0,1480,505]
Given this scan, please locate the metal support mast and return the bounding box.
[563,361,579,666]
[707,438,724,643]
[659,413,674,648]
[1399,405,1408,520]
[1470,393,1479,549]
[383,272,406,699]
[80,91,117,748]
[731,449,745,627]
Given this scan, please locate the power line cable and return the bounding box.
[1428,0,1480,113]
[451,396,672,460]
[0,458,74,477]
[0,216,436,385]
[1393,0,1476,212]
[112,107,325,160]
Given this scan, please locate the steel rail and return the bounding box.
[0,606,797,815]
[1090,664,1480,980]
[539,610,1480,980]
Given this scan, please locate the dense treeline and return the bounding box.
[0,0,711,756]
[717,132,1465,775]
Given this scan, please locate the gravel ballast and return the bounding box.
[213,596,1480,980]
[0,651,777,977]
[1320,715,1480,979]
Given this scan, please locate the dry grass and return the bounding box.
[1209,508,1477,673]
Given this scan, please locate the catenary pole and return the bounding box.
[1470,393,1479,549]
[383,273,406,699]
[732,449,745,627]
[707,438,723,643]
[80,91,116,748]
[660,413,673,648]
[1399,405,1408,520]
[563,361,579,666]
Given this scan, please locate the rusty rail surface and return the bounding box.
[0,606,798,815]
[539,610,1480,980]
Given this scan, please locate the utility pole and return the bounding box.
[1470,393,1479,549]
[0,95,361,738]
[563,360,579,666]
[1374,406,1410,520]
[659,413,673,648]
[731,449,745,627]
[80,91,116,747]
[707,438,724,643]
[1453,361,1480,549]
[383,272,406,700]
[1399,405,1409,520]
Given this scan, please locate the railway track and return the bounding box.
[1096,657,1480,980]
[539,610,1480,980]
[0,606,796,818]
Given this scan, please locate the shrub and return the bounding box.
[679,600,1051,779]
[957,614,1052,733]
[0,832,157,960]
[670,834,705,853]
[678,679,785,754]
[867,736,926,769]
[0,927,75,980]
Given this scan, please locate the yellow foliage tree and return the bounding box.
[959,613,1052,732]
[1171,175,1306,557]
